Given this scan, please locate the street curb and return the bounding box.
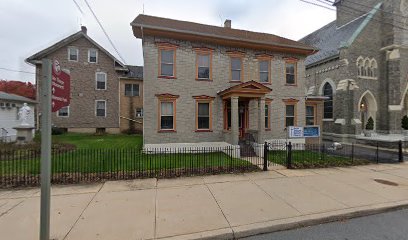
[159,200,408,240]
[233,200,408,239]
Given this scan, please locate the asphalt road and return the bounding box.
[240,208,408,240]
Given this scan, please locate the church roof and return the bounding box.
[300,2,382,67]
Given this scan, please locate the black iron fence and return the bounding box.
[264,141,405,169]
[0,146,261,188]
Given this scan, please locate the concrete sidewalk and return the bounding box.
[1,163,408,240]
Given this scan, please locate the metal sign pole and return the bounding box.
[40,58,52,240]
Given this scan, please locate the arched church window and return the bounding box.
[323,83,333,119]
[357,58,364,76]
[364,59,370,76]
[371,59,378,78]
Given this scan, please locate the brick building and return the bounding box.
[131,15,325,151]
[26,26,143,134]
[301,0,408,142]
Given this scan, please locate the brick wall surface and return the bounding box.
[35,37,121,132]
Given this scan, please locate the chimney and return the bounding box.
[81,26,87,34]
[224,19,231,28]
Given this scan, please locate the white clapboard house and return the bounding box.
[0,91,36,142]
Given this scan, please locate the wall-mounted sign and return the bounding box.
[304,126,320,138]
[288,126,304,138]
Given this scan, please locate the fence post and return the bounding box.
[376,142,379,164]
[399,140,403,163]
[263,142,268,171]
[287,142,292,169]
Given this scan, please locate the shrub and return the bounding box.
[365,117,374,130]
[52,127,64,135]
[402,115,408,130]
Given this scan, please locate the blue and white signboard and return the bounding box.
[288,126,304,138]
[288,126,320,138]
[304,126,320,138]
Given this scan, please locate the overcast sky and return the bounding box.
[0,0,335,83]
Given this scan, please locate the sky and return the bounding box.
[0,0,335,83]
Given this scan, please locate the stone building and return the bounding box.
[301,0,408,142]
[26,26,143,134]
[131,15,325,151]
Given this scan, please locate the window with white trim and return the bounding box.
[68,47,78,61]
[88,49,98,63]
[96,72,107,90]
[58,106,69,117]
[135,108,143,117]
[95,100,106,117]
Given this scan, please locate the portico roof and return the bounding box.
[217,81,272,99]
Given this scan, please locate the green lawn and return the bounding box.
[51,133,143,149]
[1,133,254,176]
[268,150,371,168]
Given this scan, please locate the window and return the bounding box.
[371,59,378,78]
[323,83,333,119]
[68,47,78,61]
[58,106,69,117]
[160,49,175,76]
[285,104,296,127]
[160,102,174,130]
[231,57,242,81]
[95,100,106,117]
[306,105,315,125]
[285,61,296,85]
[259,60,269,83]
[196,53,211,79]
[364,59,370,76]
[125,84,139,96]
[96,72,107,90]
[195,102,212,131]
[88,49,98,63]
[135,108,143,117]
[265,104,270,129]
[357,58,364,76]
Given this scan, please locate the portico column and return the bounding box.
[231,96,239,145]
[258,96,265,143]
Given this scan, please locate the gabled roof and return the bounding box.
[300,3,382,67]
[25,29,126,69]
[131,15,317,55]
[217,81,272,99]
[0,91,37,103]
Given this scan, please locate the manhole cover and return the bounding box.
[374,179,398,186]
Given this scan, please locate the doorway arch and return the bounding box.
[358,90,378,130]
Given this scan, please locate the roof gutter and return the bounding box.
[131,23,317,52]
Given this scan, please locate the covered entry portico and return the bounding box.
[218,81,272,145]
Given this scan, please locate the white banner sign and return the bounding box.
[288,126,304,138]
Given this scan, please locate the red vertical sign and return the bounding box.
[51,60,70,112]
